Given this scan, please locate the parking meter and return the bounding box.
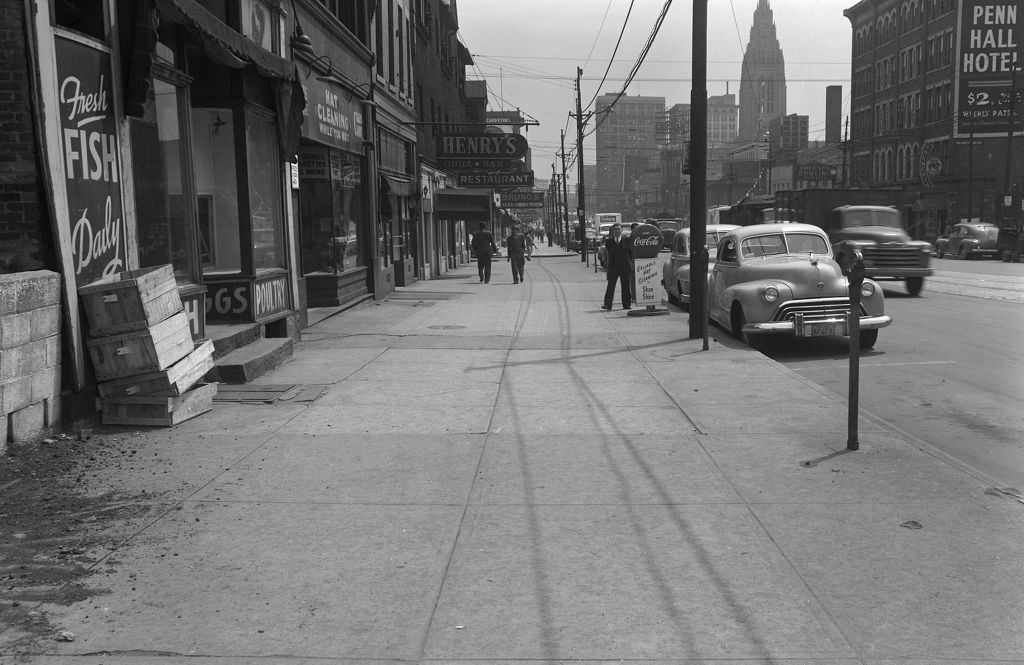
[834,241,865,451]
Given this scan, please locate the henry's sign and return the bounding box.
[439,133,529,159]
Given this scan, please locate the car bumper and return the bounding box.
[864,267,932,279]
[744,314,892,336]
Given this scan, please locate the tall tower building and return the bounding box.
[738,0,787,140]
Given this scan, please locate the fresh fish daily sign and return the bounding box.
[955,1,1024,137]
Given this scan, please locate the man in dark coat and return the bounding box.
[506,224,529,284]
[471,222,497,283]
[601,222,633,310]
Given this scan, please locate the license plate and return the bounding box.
[798,318,848,337]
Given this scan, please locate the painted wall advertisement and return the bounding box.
[55,36,128,286]
[955,1,1024,137]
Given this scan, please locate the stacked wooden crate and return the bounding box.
[78,265,216,426]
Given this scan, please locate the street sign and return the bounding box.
[455,171,534,188]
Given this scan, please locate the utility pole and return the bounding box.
[550,163,557,244]
[576,67,588,264]
[560,129,570,252]
[688,0,708,344]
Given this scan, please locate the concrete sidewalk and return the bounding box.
[3,253,1023,663]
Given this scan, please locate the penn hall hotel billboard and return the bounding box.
[955,1,1024,137]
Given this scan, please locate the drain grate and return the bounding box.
[213,384,328,404]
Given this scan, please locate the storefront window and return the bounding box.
[129,79,194,279]
[299,147,366,273]
[247,112,285,270]
[191,107,240,274]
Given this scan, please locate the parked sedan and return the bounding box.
[708,223,891,349]
[662,224,739,309]
[935,222,999,259]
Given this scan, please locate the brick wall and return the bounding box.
[0,271,62,452]
[0,0,56,274]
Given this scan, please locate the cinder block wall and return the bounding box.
[1,270,62,453]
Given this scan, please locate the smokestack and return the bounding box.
[826,85,842,144]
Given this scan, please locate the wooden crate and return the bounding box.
[97,338,214,398]
[86,311,193,381]
[101,382,217,427]
[79,265,183,336]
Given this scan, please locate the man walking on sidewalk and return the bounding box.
[602,222,633,310]
[506,224,529,284]
[471,222,498,283]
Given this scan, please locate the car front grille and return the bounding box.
[774,297,866,322]
[861,246,922,268]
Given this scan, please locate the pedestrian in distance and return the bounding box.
[471,222,497,284]
[601,222,633,310]
[506,224,529,284]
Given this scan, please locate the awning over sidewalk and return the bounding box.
[125,0,305,155]
[436,190,492,221]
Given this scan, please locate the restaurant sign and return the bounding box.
[455,171,534,188]
[439,133,529,159]
[439,157,527,172]
[498,190,546,208]
[55,36,128,286]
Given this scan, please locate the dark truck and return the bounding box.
[772,189,933,296]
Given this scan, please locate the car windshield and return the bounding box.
[740,232,829,258]
[841,208,902,229]
[657,221,680,231]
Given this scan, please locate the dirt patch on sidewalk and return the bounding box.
[0,432,161,653]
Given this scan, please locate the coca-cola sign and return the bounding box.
[631,223,662,259]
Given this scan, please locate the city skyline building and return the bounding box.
[738,0,788,140]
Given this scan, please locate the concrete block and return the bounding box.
[29,304,61,340]
[9,401,46,443]
[42,334,61,367]
[1,375,32,414]
[0,311,31,349]
[18,271,61,313]
[0,345,19,381]
[0,271,61,315]
[30,365,58,402]
[17,338,49,376]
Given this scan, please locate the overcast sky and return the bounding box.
[456,0,854,173]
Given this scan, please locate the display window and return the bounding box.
[247,110,286,270]
[191,107,242,274]
[129,74,198,281]
[298,147,367,274]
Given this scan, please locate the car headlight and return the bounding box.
[860,281,876,298]
[762,286,780,303]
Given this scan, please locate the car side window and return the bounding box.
[675,237,687,255]
[719,239,737,263]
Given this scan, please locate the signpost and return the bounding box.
[627,223,668,316]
